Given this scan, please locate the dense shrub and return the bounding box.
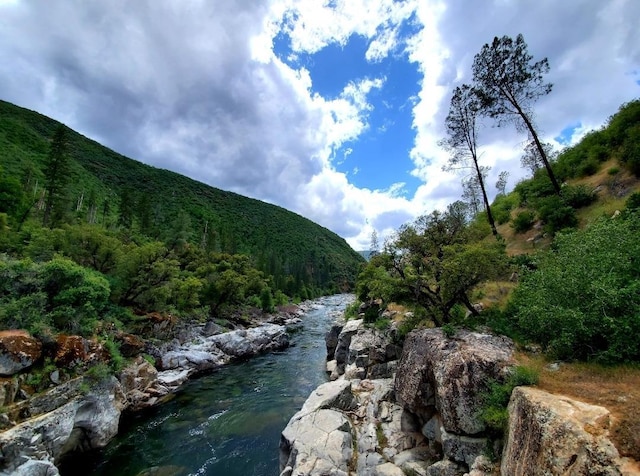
[510,211,536,233]
[480,365,539,433]
[561,184,597,209]
[0,255,111,335]
[535,195,577,234]
[514,172,556,206]
[491,193,519,225]
[510,214,640,362]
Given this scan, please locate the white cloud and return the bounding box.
[0,0,638,254]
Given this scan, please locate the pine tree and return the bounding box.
[43,125,71,227]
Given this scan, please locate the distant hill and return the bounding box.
[0,99,365,293]
[358,250,373,261]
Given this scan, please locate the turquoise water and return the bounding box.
[59,295,349,476]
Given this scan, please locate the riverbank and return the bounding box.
[0,295,353,476]
[280,314,639,475]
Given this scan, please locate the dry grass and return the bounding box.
[517,353,640,462]
[492,161,640,257]
[472,280,516,309]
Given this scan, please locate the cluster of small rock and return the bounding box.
[280,317,636,476]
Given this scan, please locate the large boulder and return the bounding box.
[348,328,398,371]
[334,319,362,369]
[395,329,514,434]
[54,335,107,367]
[501,387,626,476]
[280,409,353,475]
[211,324,288,358]
[325,322,344,358]
[0,377,125,473]
[295,380,357,417]
[0,330,42,376]
[119,356,166,410]
[279,380,357,475]
[115,332,145,358]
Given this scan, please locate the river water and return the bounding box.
[59,294,351,476]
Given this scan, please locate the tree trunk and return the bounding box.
[515,104,561,194]
[473,158,499,238]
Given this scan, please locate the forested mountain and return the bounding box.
[0,99,364,296]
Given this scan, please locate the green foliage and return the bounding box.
[0,99,364,299]
[480,365,539,433]
[343,301,360,320]
[491,192,519,224]
[514,171,556,206]
[510,214,640,362]
[373,317,390,331]
[357,203,508,327]
[607,100,640,176]
[441,323,457,338]
[85,362,112,383]
[260,287,274,313]
[43,125,71,227]
[626,192,640,212]
[561,184,596,209]
[0,255,111,336]
[103,337,124,372]
[553,130,609,180]
[362,303,380,324]
[534,195,577,234]
[114,242,180,309]
[510,210,535,233]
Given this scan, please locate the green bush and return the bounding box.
[103,337,124,372]
[344,301,360,320]
[259,287,274,313]
[514,172,556,206]
[510,211,536,233]
[535,195,577,234]
[490,193,518,225]
[510,214,640,362]
[480,365,539,433]
[561,184,596,209]
[0,255,111,336]
[626,192,640,212]
[577,157,600,177]
[373,318,391,330]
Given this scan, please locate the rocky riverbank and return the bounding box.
[280,316,638,475]
[0,302,312,476]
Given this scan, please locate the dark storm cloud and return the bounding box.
[0,0,325,203]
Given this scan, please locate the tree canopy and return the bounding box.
[472,34,560,193]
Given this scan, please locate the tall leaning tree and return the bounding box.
[441,84,499,237]
[472,34,561,194]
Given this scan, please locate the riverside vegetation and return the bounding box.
[0,97,364,369]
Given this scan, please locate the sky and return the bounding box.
[0,0,638,250]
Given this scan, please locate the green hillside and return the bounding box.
[0,99,364,295]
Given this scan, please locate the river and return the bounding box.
[59,294,352,476]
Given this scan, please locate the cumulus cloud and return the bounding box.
[0,0,638,252]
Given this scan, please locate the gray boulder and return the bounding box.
[0,377,125,474]
[334,319,362,369]
[502,387,625,476]
[325,323,344,358]
[395,329,514,434]
[280,409,353,475]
